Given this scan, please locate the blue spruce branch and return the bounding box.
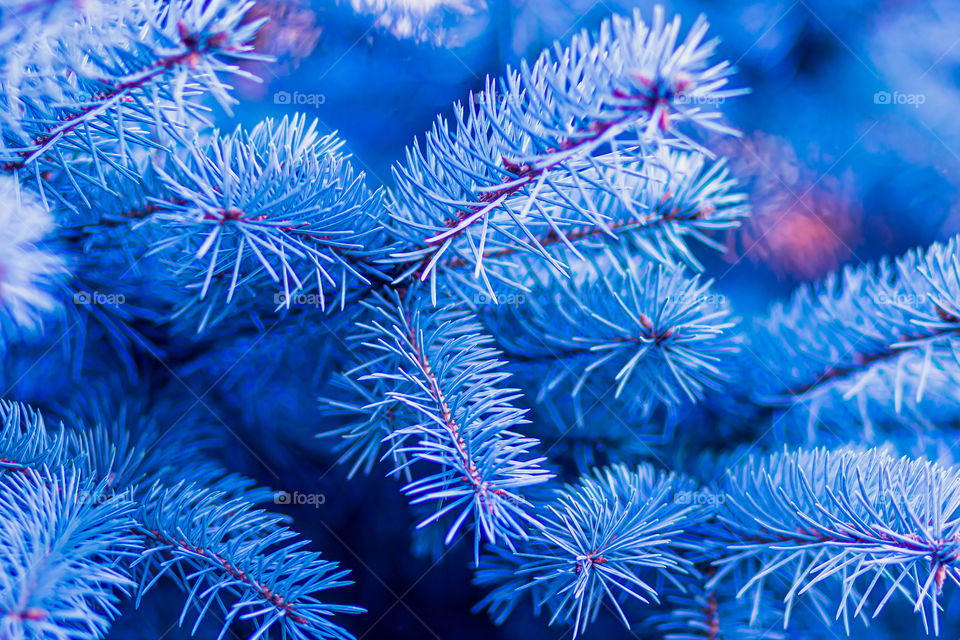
[0,400,361,640]
[478,255,738,418]
[384,8,746,300]
[745,235,960,441]
[1,0,265,189]
[475,463,702,637]
[0,468,140,640]
[712,448,960,636]
[323,288,552,561]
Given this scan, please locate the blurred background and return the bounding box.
[181,1,960,637]
[229,0,960,316]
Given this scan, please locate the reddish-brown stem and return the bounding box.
[413,77,681,278]
[783,309,960,398]
[441,194,709,270]
[744,524,959,590]
[697,566,721,640]
[0,457,40,475]
[2,26,235,173]
[704,591,719,640]
[0,456,307,626]
[403,322,507,512]
[507,312,675,365]
[2,607,48,621]
[573,549,609,575]
[135,526,309,625]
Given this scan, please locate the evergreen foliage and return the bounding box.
[1,1,958,639]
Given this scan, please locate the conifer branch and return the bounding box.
[323,288,552,561]
[384,8,746,300]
